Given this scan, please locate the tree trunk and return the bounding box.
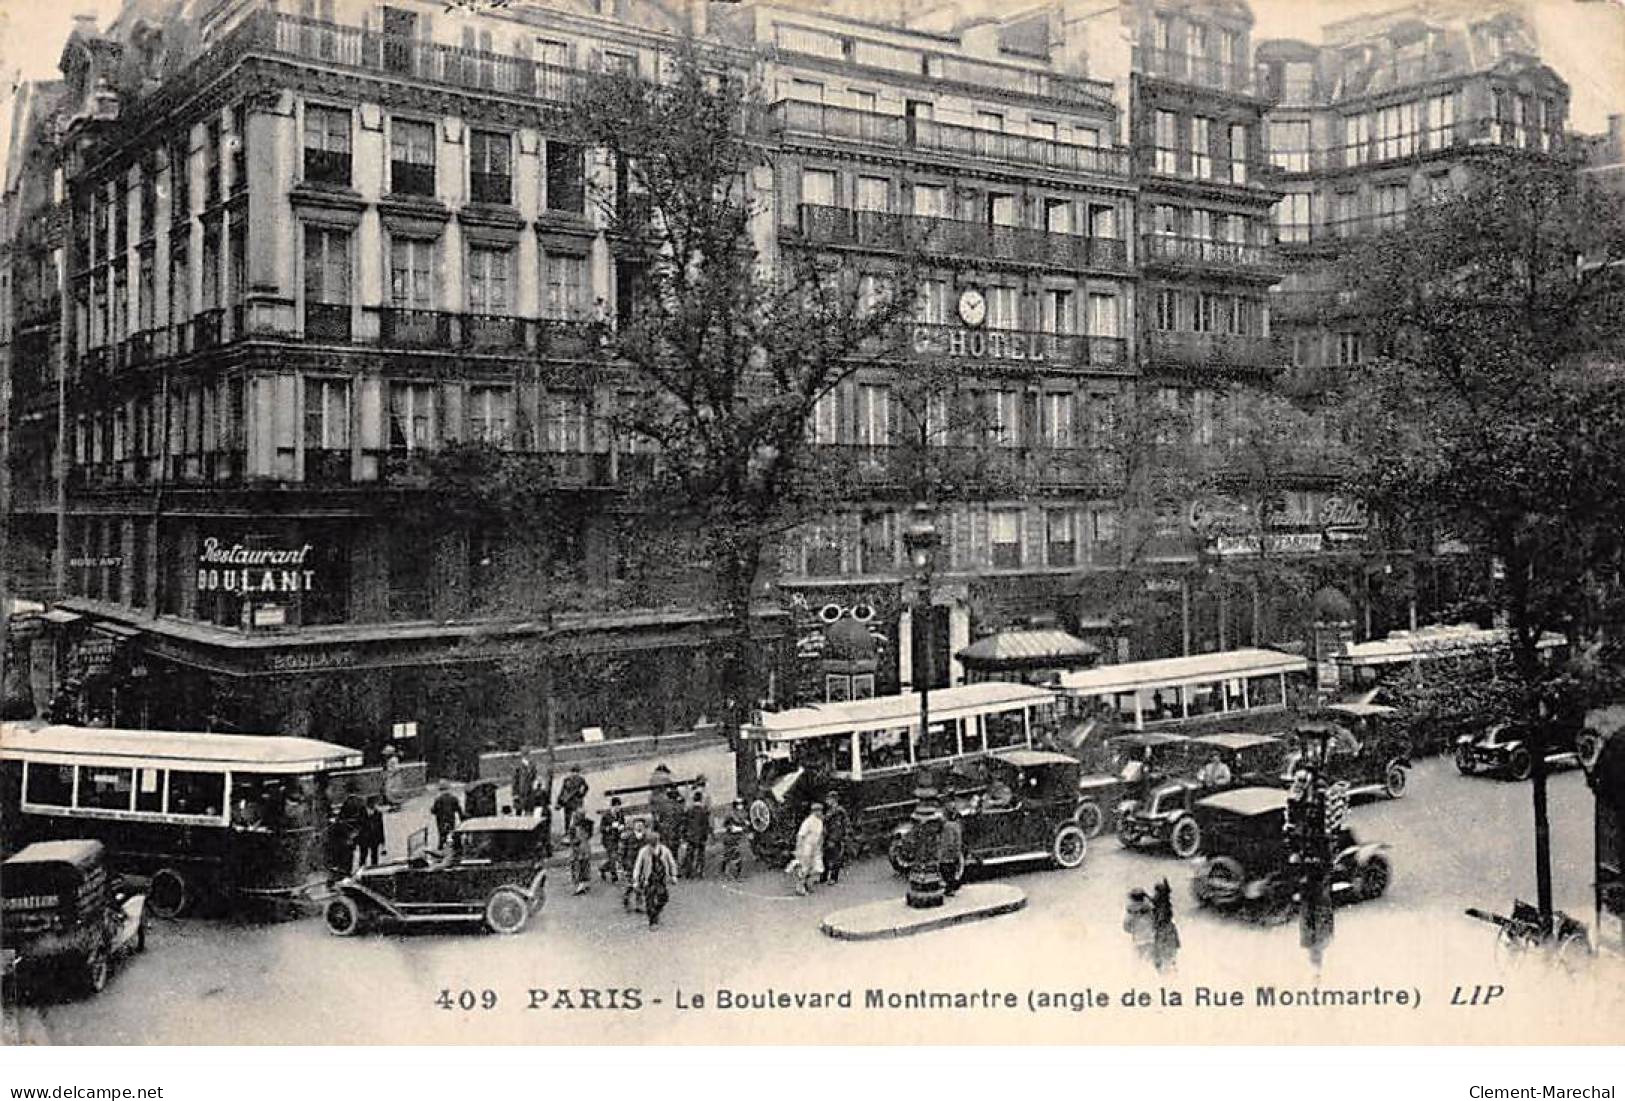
[712,532,765,800]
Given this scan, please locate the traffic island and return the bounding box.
[820,883,1027,941]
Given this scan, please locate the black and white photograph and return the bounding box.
[1,0,1624,1060]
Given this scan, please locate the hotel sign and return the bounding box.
[911,325,1068,365]
[196,538,319,594]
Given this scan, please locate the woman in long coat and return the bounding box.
[791,804,825,896]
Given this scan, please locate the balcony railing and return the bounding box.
[302,148,352,187]
[389,161,436,198]
[1144,330,1284,372]
[1140,233,1278,275]
[903,323,1128,372]
[376,306,454,349]
[812,443,1124,492]
[1133,47,1255,95]
[797,205,1130,272]
[1267,289,1361,320]
[266,13,587,103]
[192,308,225,350]
[461,313,527,352]
[767,101,1131,178]
[306,302,353,342]
[470,171,513,206]
[304,448,352,485]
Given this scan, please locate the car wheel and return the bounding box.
[1197,857,1245,909]
[1074,801,1106,839]
[1454,744,1475,775]
[1051,823,1088,869]
[1554,930,1592,974]
[324,895,364,937]
[1383,762,1408,799]
[82,948,110,995]
[1507,747,1533,782]
[485,887,531,935]
[748,799,772,833]
[148,868,191,919]
[1358,854,1392,900]
[1169,815,1202,859]
[887,837,911,877]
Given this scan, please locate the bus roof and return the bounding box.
[747,682,1053,742]
[0,723,365,774]
[1339,625,1564,668]
[1055,649,1308,695]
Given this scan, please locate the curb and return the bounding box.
[820,887,1028,941]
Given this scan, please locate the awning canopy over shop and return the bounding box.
[956,629,1101,673]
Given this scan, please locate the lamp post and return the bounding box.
[903,503,945,909]
[1290,723,1336,968]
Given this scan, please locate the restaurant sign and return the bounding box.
[1213,532,1325,557]
[196,538,318,594]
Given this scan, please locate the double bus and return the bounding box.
[0,723,363,917]
[739,682,1057,862]
[1052,648,1311,740]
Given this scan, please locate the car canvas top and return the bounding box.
[1321,703,1401,719]
[990,748,1079,769]
[1195,786,1289,816]
[3,839,106,869]
[1191,732,1281,750]
[454,816,547,834]
[1108,732,1189,748]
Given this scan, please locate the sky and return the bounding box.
[0,0,1619,130]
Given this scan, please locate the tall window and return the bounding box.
[912,184,946,218]
[856,383,890,447]
[1191,117,1213,179]
[1155,288,1178,330]
[137,255,155,332]
[544,393,589,452]
[303,225,350,338]
[1425,92,1457,148]
[802,168,836,207]
[856,176,888,213]
[1046,510,1076,567]
[915,280,948,324]
[1336,331,1363,366]
[1042,392,1074,448]
[1044,198,1073,235]
[1274,192,1313,243]
[987,389,1020,447]
[1345,113,1372,166]
[859,511,892,574]
[469,130,512,204]
[990,510,1022,569]
[1087,292,1119,337]
[169,143,190,225]
[204,121,221,208]
[388,382,436,451]
[303,377,352,451]
[1374,183,1408,230]
[1335,192,1361,236]
[201,233,220,310]
[468,386,513,445]
[986,286,1019,330]
[389,237,436,309]
[303,105,352,185]
[1043,288,1075,335]
[1154,111,1179,175]
[390,119,436,196]
[467,245,512,314]
[544,142,584,213]
[543,253,589,319]
[811,389,839,445]
[1228,124,1248,184]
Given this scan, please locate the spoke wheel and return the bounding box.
[485,887,531,935]
[1169,815,1202,859]
[324,895,364,937]
[1454,745,1475,775]
[887,837,911,877]
[1074,801,1106,839]
[1051,824,1088,869]
[147,868,191,919]
[1383,763,1408,799]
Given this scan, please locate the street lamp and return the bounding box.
[902,503,944,909]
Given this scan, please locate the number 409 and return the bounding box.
[436,988,499,1011]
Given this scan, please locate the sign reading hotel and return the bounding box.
[196,538,318,594]
[910,288,1068,365]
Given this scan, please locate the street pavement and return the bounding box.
[5,757,1622,1045]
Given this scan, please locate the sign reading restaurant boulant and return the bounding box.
[196,538,318,594]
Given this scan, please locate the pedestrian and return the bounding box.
[512,750,539,816]
[336,782,367,872]
[1123,887,1157,966]
[381,745,403,811]
[820,791,850,885]
[655,787,685,855]
[620,817,648,911]
[720,798,748,880]
[1151,878,1181,973]
[569,813,594,896]
[537,763,555,858]
[692,774,712,812]
[649,762,674,794]
[938,803,964,896]
[557,764,589,835]
[359,795,386,867]
[790,803,825,896]
[598,797,626,882]
[633,827,679,929]
[430,781,463,850]
[681,791,711,879]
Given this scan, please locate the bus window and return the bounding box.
[915,720,957,763]
[790,735,849,775]
[1224,679,1246,711]
[1186,682,1222,718]
[1246,673,1283,708]
[282,775,326,828]
[860,727,909,772]
[77,766,135,811]
[985,709,1025,750]
[168,770,226,817]
[24,763,73,807]
[961,715,985,755]
[1111,692,1139,723]
[1146,687,1183,722]
[135,768,164,813]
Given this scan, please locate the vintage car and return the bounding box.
[887,750,1090,874]
[1282,705,1411,799]
[1455,721,1581,781]
[1062,731,1192,838]
[1188,786,1393,914]
[323,817,547,936]
[1117,732,1288,858]
[1,839,147,997]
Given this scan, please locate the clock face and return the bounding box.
[958,288,987,327]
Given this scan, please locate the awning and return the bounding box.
[957,629,1101,672]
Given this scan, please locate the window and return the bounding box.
[544,142,584,213]
[1274,193,1312,243]
[204,121,221,208]
[804,522,842,576]
[137,256,155,332]
[389,237,436,309]
[977,110,1005,132]
[856,176,888,213]
[468,386,513,445]
[1425,92,1456,149]
[1031,119,1057,143]
[802,168,836,208]
[467,245,512,314]
[789,78,824,103]
[1426,172,1453,205]
[1154,110,1179,174]
[544,393,589,452]
[389,382,437,451]
[1228,123,1248,184]
[856,383,890,446]
[1044,198,1073,235]
[991,510,1022,569]
[303,377,351,451]
[303,105,352,185]
[1046,510,1075,567]
[1087,292,1119,337]
[1155,288,1178,331]
[134,768,163,813]
[169,142,189,224]
[811,389,839,445]
[200,233,219,311]
[1345,113,1371,166]
[1335,192,1361,236]
[230,102,248,194]
[1152,204,1179,237]
[1042,392,1074,448]
[851,90,877,114]
[912,184,945,218]
[915,279,948,324]
[1192,389,1214,445]
[543,253,589,320]
[168,770,225,817]
[170,253,189,325]
[1088,204,1117,240]
[1376,102,1419,160]
[1043,288,1075,335]
[390,118,436,196]
[303,225,350,338]
[987,389,1020,447]
[859,511,892,573]
[1374,183,1408,230]
[1336,331,1363,366]
[1191,117,1213,179]
[602,49,637,75]
[469,130,511,204]
[1190,209,1213,244]
[986,286,1019,330]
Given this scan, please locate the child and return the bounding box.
[569,814,594,896]
[598,797,626,882]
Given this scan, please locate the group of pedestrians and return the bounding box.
[327,783,387,874]
[786,793,851,896]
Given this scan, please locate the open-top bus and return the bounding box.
[739,682,1057,864]
[0,723,363,917]
[1053,648,1311,737]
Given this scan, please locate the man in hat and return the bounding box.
[719,798,749,880]
[598,797,626,882]
[430,781,463,850]
[512,750,539,816]
[820,791,850,885]
[620,817,649,911]
[655,786,685,863]
[938,803,965,896]
[632,827,679,929]
[792,803,825,896]
[681,790,712,879]
[557,763,589,835]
